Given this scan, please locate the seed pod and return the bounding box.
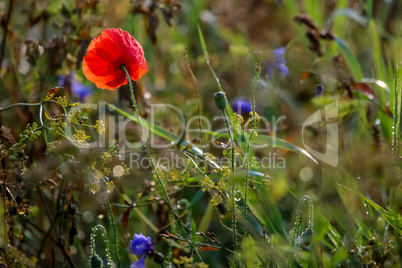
[301,228,314,247]
[214,92,227,110]
[253,51,263,63]
[90,255,102,268]
[151,251,165,264]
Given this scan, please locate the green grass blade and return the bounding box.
[304,0,324,26]
[330,8,367,27]
[359,195,402,235]
[393,37,402,156]
[197,24,235,120]
[336,184,374,239]
[192,220,197,246]
[248,185,287,238]
[366,0,373,21]
[369,20,387,83]
[334,36,364,81]
[197,24,208,58]
[245,235,256,268]
[255,135,317,164]
[204,129,317,162]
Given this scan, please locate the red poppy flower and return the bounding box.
[82,28,148,90]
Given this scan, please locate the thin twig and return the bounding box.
[0,102,42,112]
[37,184,59,237]
[180,47,203,153]
[25,219,76,268]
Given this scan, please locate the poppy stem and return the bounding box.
[121,66,175,212]
[121,66,203,262]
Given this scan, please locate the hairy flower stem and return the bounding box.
[243,62,261,238]
[121,66,202,262]
[91,224,112,266]
[222,109,238,256]
[121,66,174,211]
[106,199,121,268]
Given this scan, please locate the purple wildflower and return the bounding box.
[71,74,93,100]
[272,47,286,58]
[58,74,68,87]
[266,46,289,78]
[127,234,155,268]
[231,97,254,115]
[315,84,324,96]
[130,256,145,268]
[58,72,93,100]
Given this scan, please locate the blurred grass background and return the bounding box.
[0,0,401,267]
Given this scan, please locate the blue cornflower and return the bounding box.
[58,74,68,88]
[272,47,286,58]
[315,84,324,96]
[231,97,254,115]
[58,72,93,100]
[127,234,155,268]
[130,256,145,268]
[266,46,289,78]
[71,73,93,100]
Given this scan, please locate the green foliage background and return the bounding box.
[0,0,401,267]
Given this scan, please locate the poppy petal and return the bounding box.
[82,28,148,90]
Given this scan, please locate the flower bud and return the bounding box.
[90,255,102,268]
[301,228,313,247]
[315,84,324,96]
[214,92,227,110]
[151,251,165,264]
[253,51,263,63]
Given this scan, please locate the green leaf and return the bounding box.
[188,188,207,211]
[199,202,214,234]
[197,25,235,121]
[392,36,402,155]
[255,135,317,164]
[369,20,388,85]
[192,220,197,246]
[205,129,317,163]
[336,184,374,239]
[197,24,208,58]
[317,214,344,250]
[329,8,367,26]
[359,194,402,234]
[334,36,363,81]
[245,235,256,268]
[248,185,287,238]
